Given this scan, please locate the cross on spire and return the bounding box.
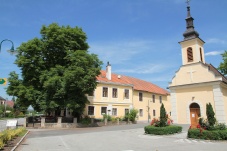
[186,0,190,6]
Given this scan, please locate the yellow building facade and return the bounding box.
[169,4,227,127]
[84,62,170,121]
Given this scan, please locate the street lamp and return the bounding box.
[4,98,8,117]
[147,100,152,123]
[0,39,16,54]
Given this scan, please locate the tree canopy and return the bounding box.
[218,51,227,75]
[7,23,102,116]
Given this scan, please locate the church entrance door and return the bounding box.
[190,103,200,128]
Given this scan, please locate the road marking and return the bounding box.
[174,139,215,144]
[138,134,162,139]
[59,136,70,149]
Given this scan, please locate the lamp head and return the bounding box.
[7,45,17,55]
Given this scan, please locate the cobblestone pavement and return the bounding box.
[17,123,227,151]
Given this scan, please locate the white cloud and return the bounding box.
[89,39,155,64]
[114,63,168,74]
[206,38,226,44]
[205,51,223,56]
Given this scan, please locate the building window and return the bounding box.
[88,106,94,115]
[124,89,129,99]
[187,47,193,62]
[153,110,156,116]
[139,109,143,117]
[159,96,162,104]
[139,92,143,101]
[112,88,118,98]
[112,108,117,116]
[102,87,108,97]
[101,107,107,115]
[200,48,203,62]
[152,94,155,103]
[125,109,129,115]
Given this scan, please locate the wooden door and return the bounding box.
[190,108,200,128]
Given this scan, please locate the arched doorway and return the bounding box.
[190,103,200,128]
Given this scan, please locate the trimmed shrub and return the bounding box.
[144,125,182,135]
[188,129,227,140]
[80,116,91,125]
[206,103,216,127]
[159,103,167,127]
[0,127,26,149]
[129,108,138,122]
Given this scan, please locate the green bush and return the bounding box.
[188,129,227,140]
[123,108,138,122]
[144,125,182,135]
[129,108,138,122]
[80,116,91,125]
[102,114,112,121]
[0,127,26,149]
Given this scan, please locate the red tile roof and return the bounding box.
[6,101,14,108]
[97,70,169,95]
[205,63,227,83]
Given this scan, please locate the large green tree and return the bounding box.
[218,51,227,75]
[7,23,102,116]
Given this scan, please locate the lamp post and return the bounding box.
[4,98,8,117]
[147,100,151,123]
[0,39,16,54]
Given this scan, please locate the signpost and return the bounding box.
[0,78,7,85]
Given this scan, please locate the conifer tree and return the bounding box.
[159,103,167,127]
[206,103,216,127]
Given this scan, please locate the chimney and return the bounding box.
[106,61,111,80]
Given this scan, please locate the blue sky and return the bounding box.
[0,0,227,100]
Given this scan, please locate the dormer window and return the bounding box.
[187,47,193,62]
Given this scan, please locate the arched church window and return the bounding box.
[187,47,193,62]
[200,48,203,62]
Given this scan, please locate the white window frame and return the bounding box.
[159,96,162,104]
[102,87,108,97]
[112,88,118,98]
[88,106,95,115]
[139,109,143,117]
[101,107,107,115]
[125,108,129,115]
[124,89,129,99]
[152,94,155,103]
[112,108,117,116]
[139,92,143,101]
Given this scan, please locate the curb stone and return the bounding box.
[11,130,30,151]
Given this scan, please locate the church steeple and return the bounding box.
[183,1,199,41]
[179,0,206,65]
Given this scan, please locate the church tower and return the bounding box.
[169,1,227,126]
[179,2,205,65]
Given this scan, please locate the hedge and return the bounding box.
[0,127,26,149]
[144,125,182,135]
[188,129,227,140]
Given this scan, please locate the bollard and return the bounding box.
[104,118,107,126]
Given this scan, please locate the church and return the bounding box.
[169,3,227,127]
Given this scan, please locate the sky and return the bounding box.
[0,0,227,100]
